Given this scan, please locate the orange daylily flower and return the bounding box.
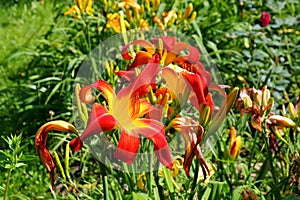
[106,13,121,33]
[69,54,173,169]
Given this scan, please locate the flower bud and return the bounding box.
[189,11,197,23]
[229,135,242,160]
[262,86,270,106]
[267,115,296,127]
[199,105,211,127]
[288,102,298,120]
[243,96,252,108]
[183,3,193,19]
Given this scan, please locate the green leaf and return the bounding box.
[162,167,174,193]
[132,192,150,200]
[201,186,212,200]
[15,162,26,168]
[232,186,243,200]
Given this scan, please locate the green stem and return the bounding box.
[100,150,109,200]
[147,154,153,198]
[103,174,109,200]
[188,161,199,200]
[248,130,259,169]
[4,168,12,200]
[265,137,282,200]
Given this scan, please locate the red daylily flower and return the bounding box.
[35,120,78,189]
[69,54,173,169]
[168,116,210,178]
[161,64,215,114]
[118,36,225,114]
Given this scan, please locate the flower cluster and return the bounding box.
[236,86,296,149]
[35,35,238,188]
[64,0,198,32]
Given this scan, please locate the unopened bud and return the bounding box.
[183,3,193,19]
[243,96,252,108]
[252,89,262,106]
[229,135,242,160]
[229,126,237,145]
[126,8,132,22]
[208,87,239,134]
[288,102,298,120]
[145,0,150,12]
[199,105,211,127]
[262,86,270,106]
[189,11,197,23]
[267,115,296,127]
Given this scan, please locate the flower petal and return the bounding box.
[170,117,206,177]
[117,53,161,99]
[181,72,208,106]
[115,70,137,82]
[121,39,155,60]
[128,51,153,70]
[114,130,140,164]
[70,103,117,152]
[135,118,173,169]
[80,80,116,109]
[161,36,176,51]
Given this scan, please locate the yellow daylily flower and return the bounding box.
[64,0,94,18]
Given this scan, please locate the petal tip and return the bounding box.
[69,138,83,152]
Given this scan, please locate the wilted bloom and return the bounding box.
[69,54,173,169]
[64,0,94,18]
[159,157,184,178]
[35,120,78,189]
[168,116,209,178]
[197,163,215,185]
[236,86,273,132]
[260,11,271,27]
[242,188,259,200]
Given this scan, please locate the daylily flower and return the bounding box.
[69,54,173,169]
[167,116,210,178]
[106,13,130,33]
[119,36,224,113]
[118,0,141,10]
[64,0,94,18]
[35,120,78,189]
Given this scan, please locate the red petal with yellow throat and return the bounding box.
[70,103,116,152]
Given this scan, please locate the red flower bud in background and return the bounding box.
[260,11,271,27]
